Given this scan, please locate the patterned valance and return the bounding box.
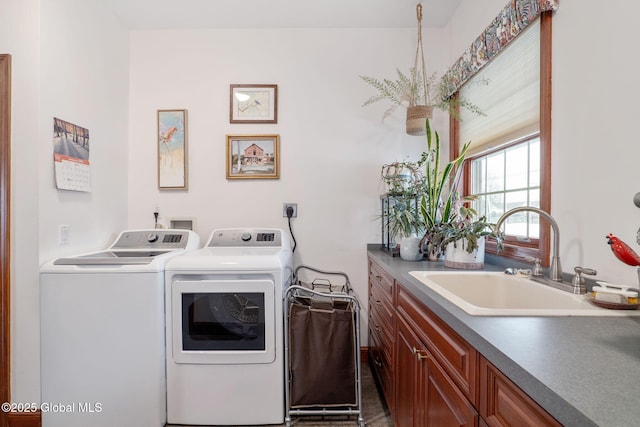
[441,0,558,98]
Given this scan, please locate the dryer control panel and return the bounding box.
[207,228,282,247]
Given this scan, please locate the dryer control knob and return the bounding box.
[147,233,159,243]
[241,232,252,242]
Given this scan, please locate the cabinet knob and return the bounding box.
[375,300,383,308]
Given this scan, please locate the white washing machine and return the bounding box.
[39,229,200,427]
[164,228,293,425]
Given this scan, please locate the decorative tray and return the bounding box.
[585,293,640,310]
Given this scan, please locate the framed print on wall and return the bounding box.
[230,84,278,123]
[226,134,280,179]
[157,109,188,190]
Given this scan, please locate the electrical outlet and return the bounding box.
[283,203,298,218]
[59,224,70,245]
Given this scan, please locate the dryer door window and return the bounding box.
[182,292,265,351]
[171,279,276,364]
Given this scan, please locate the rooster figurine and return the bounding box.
[606,233,640,266]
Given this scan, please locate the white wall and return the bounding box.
[39,0,130,262]
[7,0,639,404]
[128,27,448,340]
[2,0,130,402]
[553,0,640,284]
[449,0,640,285]
[0,0,41,404]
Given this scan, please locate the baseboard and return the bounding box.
[360,346,369,364]
[6,411,41,427]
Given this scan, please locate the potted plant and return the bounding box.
[416,117,498,266]
[360,68,485,136]
[360,68,435,136]
[417,118,469,260]
[440,203,496,269]
[380,160,426,261]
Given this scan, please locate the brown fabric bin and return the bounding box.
[288,297,357,408]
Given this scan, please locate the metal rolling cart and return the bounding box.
[284,265,365,427]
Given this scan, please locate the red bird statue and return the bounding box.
[606,233,640,267]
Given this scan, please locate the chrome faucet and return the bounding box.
[494,207,563,282]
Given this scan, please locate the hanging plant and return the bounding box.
[360,68,485,129]
[360,5,485,135]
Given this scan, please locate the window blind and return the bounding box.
[459,19,540,155]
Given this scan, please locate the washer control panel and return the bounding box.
[207,228,282,247]
[111,230,192,249]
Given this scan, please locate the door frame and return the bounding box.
[0,53,11,427]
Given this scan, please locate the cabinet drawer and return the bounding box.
[370,297,393,342]
[479,357,561,427]
[370,280,394,330]
[369,259,394,303]
[397,284,478,405]
[369,324,394,408]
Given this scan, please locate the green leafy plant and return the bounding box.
[439,204,496,253]
[381,160,425,196]
[387,194,424,239]
[418,118,469,232]
[360,68,435,121]
[360,68,485,122]
[380,160,426,238]
[416,118,497,255]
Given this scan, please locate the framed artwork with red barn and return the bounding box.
[226,134,280,179]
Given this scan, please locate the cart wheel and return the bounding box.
[358,417,366,426]
[285,418,292,427]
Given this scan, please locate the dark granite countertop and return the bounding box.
[367,245,640,427]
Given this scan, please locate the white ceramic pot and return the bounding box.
[400,235,423,261]
[444,237,485,269]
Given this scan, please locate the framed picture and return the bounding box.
[226,134,280,179]
[230,84,278,123]
[157,109,188,190]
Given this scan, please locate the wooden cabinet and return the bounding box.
[423,352,478,427]
[394,314,422,426]
[479,357,561,427]
[367,259,395,410]
[367,255,563,427]
[396,284,478,405]
[395,287,478,427]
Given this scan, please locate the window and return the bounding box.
[450,11,553,264]
[470,136,540,238]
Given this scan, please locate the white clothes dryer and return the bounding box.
[164,228,293,425]
[39,229,200,427]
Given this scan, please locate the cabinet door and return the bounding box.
[397,285,478,404]
[479,357,561,427]
[423,354,478,427]
[396,313,478,427]
[395,315,422,427]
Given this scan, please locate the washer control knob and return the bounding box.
[147,233,159,243]
[241,232,252,242]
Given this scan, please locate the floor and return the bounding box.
[167,362,393,427]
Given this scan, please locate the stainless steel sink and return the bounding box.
[409,271,640,316]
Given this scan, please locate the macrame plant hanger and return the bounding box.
[406,2,433,136]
